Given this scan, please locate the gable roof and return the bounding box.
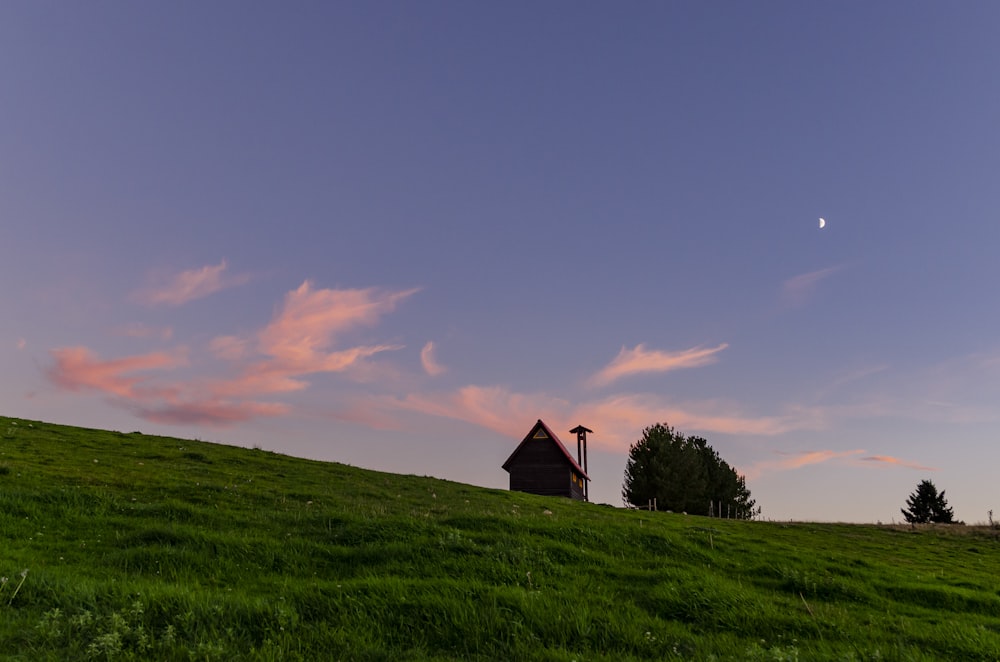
[501,419,590,480]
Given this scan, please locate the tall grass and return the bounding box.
[2,416,1000,660]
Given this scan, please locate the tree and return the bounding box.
[901,479,955,524]
[622,423,758,519]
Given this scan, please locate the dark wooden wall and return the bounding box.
[507,438,585,500]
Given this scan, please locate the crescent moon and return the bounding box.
[819,218,826,229]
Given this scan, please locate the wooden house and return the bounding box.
[502,420,592,501]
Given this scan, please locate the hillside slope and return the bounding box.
[2,416,999,660]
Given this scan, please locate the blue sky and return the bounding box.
[3,2,999,521]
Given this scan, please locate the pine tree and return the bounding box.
[901,479,955,524]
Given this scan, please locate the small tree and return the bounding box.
[901,479,955,524]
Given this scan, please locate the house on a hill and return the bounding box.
[502,420,591,501]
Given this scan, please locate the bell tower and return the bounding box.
[569,425,593,501]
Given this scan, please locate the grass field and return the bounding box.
[2,415,999,660]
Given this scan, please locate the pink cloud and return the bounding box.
[47,281,416,428]
[390,385,570,438]
[133,259,250,307]
[781,265,844,305]
[47,346,187,399]
[369,385,824,453]
[47,346,292,427]
[571,395,826,450]
[859,455,937,471]
[744,449,866,479]
[211,344,403,398]
[421,341,446,376]
[258,281,417,362]
[16,338,26,350]
[613,396,789,445]
[589,343,728,387]
[204,282,414,397]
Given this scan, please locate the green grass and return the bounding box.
[2,416,1000,660]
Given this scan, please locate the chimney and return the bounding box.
[569,425,593,501]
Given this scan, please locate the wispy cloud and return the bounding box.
[744,449,866,479]
[132,259,250,307]
[860,455,937,471]
[210,345,403,398]
[388,385,570,439]
[421,341,446,376]
[196,282,415,400]
[47,346,293,426]
[216,281,416,395]
[741,448,935,480]
[368,385,824,452]
[48,347,187,399]
[258,282,417,362]
[47,281,417,427]
[781,265,844,306]
[588,343,728,387]
[577,395,824,445]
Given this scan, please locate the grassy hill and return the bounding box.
[2,416,999,661]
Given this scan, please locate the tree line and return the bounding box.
[622,423,960,525]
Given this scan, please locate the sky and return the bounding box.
[3,2,999,522]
